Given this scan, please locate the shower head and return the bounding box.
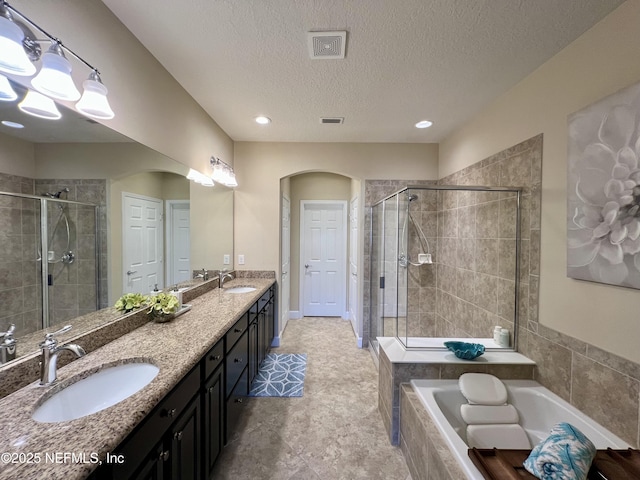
[42,188,70,199]
[407,193,418,202]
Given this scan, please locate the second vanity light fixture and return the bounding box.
[210,157,238,187]
[0,1,114,119]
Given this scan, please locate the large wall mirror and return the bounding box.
[0,81,233,365]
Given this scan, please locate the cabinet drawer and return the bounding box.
[257,291,270,312]
[225,367,248,443]
[225,331,248,394]
[204,339,224,379]
[114,365,200,478]
[225,313,248,353]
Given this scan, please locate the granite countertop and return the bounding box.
[0,278,275,480]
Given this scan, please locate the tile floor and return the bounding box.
[212,317,412,480]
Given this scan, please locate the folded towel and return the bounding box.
[523,422,596,480]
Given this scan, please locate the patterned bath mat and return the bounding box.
[249,353,307,397]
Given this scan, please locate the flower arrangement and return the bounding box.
[114,292,149,313]
[146,292,180,321]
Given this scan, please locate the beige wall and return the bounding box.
[0,132,34,178]
[439,0,640,363]
[189,184,234,271]
[10,0,233,174]
[234,142,438,273]
[289,172,352,313]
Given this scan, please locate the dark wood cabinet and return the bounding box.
[91,284,276,480]
[169,396,201,480]
[202,362,223,479]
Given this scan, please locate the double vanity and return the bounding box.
[0,275,276,480]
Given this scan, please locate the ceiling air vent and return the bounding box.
[308,31,347,59]
[320,117,344,124]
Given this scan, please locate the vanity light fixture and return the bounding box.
[415,120,433,129]
[210,157,238,187]
[18,89,61,120]
[255,116,271,125]
[0,73,17,101]
[0,1,114,119]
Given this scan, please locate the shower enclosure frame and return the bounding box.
[0,190,101,330]
[369,184,522,352]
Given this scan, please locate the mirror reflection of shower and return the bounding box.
[398,192,433,267]
[41,188,75,266]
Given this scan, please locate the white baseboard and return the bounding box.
[289,310,302,319]
[342,311,350,320]
[356,336,363,348]
[271,336,281,347]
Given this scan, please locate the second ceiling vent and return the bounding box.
[320,117,344,124]
[308,31,347,59]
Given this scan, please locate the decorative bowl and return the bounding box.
[443,341,485,360]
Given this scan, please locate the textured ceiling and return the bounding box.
[102,0,625,144]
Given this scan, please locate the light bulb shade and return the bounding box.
[76,76,114,119]
[18,89,61,120]
[199,177,215,187]
[0,16,36,76]
[212,163,225,182]
[225,172,238,187]
[0,73,17,101]
[31,46,80,101]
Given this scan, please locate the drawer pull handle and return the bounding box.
[236,398,243,404]
[234,357,242,363]
[209,354,221,361]
[164,408,176,417]
[160,450,170,462]
[234,328,242,333]
[174,431,183,441]
[209,386,214,393]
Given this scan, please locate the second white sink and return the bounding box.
[32,362,159,423]
[224,286,257,294]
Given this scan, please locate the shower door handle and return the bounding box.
[126,270,137,276]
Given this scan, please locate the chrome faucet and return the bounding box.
[39,325,86,386]
[194,268,209,281]
[0,324,16,364]
[219,269,234,288]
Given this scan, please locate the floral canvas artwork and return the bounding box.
[567,81,640,289]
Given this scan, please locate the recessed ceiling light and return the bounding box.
[255,116,271,125]
[2,120,24,129]
[415,120,433,129]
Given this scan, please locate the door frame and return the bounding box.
[165,199,190,286]
[299,200,348,317]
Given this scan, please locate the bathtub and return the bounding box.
[409,379,630,480]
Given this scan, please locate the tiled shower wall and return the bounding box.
[0,173,108,337]
[433,136,540,344]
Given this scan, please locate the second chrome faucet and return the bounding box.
[39,325,85,386]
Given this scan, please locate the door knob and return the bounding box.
[305,264,310,269]
[126,270,137,276]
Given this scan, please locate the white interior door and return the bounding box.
[348,196,359,333]
[281,195,291,333]
[123,193,164,294]
[301,201,347,317]
[166,200,190,286]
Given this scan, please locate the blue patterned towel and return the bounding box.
[523,422,596,480]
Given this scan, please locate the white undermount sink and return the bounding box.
[32,362,159,423]
[224,286,257,294]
